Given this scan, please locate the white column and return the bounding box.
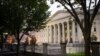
[91,25,94,35]
[50,25,53,43]
[47,26,49,43]
[44,29,46,43]
[77,24,82,43]
[72,22,76,43]
[98,22,100,41]
[45,28,47,43]
[58,24,61,43]
[48,26,51,43]
[55,25,58,43]
[67,21,70,43]
[54,25,56,43]
[62,23,65,43]
[96,21,99,41]
[48,26,50,43]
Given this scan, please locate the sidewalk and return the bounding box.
[22,52,61,56]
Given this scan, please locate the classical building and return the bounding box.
[35,10,100,44]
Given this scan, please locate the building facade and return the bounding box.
[35,10,100,44]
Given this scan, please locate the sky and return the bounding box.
[47,1,64,16]
[47,0,97,16]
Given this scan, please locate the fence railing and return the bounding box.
[21,43,84,55]
[0,42,100,56]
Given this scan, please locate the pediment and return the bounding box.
[47,10,70,23]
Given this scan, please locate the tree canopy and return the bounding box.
[0,0,49,35]
[0,0,49,55]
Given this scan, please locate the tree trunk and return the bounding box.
[84,33,91,56]
[16,40,20,56]
[84,41,91,56]
[16,28,20,56]
[1,34,4,52]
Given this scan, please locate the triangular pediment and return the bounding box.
[47,10,70,23]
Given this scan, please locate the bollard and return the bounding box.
[60,43,67,56]
[31,44,35,52]
[91,42,100,56]
[24,44,27,52]
[43,43,48,56]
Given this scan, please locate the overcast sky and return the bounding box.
[47,0,97,16]
[47,1,64,16]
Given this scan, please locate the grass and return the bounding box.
[67,52,85,56]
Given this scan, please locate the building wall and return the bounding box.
[35,10,100,44]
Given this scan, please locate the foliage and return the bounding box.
[0,0,49,41]
[0,0,49,35]
[0,0,49,56]
[91,34,97,42]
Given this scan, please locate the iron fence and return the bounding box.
[0,42,100,56]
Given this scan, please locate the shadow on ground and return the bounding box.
[0,52,59,56]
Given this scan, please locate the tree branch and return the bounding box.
[19,30,29,41]
[88,0,92,13]
[57,0,84,32]
[19,32,25,41]
[95,0,97,6]
[58,0,75,18]
[90,0,100,27]
[86,0,92,29]
[67,0,84,31]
